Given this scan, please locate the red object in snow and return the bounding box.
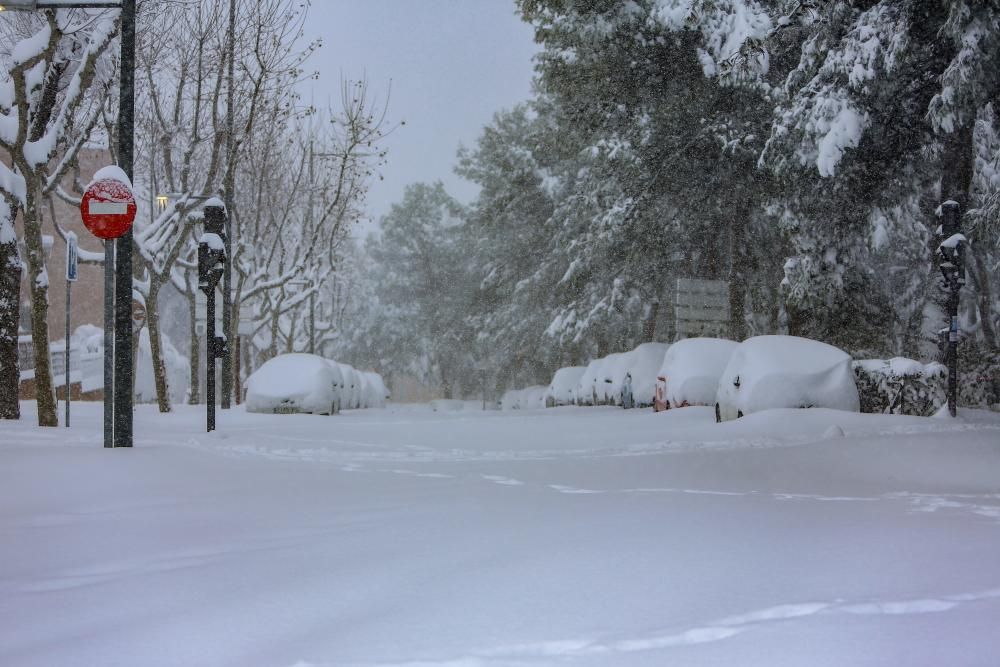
[80,178,137,240]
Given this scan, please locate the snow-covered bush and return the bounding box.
[852,358,946,416]
[657,338,738,410]
[545,366,586,407]
[621,342,670,408]
[246,353,340,416]
[716,336,860,421]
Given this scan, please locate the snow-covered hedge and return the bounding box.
[853,358,946,416]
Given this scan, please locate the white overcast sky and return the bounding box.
[300,1,539,227]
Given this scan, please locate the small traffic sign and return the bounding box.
[81,176,137,240]
[65,232,78,282]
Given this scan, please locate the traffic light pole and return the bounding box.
[937,200,965,418]
[200,204,228,432]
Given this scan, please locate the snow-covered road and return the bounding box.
[2,403,999,666]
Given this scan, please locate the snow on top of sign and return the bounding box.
[201,232,224,251]
[89,165,133,190]
[202,197,226,210]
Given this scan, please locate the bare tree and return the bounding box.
[0,9,119,425]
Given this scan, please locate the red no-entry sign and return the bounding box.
[81,174,137,240]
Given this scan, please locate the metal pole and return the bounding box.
[206,284,216,432]
[113,0,135,447]
[65,278,71,427]
[103,240,113,447]
[221,0,236,409]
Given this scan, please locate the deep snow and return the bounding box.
[1,402,999,666]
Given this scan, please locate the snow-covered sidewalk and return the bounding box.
[1,402,999,666]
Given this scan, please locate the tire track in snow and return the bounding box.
[339,587,1000,666]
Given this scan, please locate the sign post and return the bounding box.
[674,278,730,338]
[80,166,137,446]
[64,232,78,428]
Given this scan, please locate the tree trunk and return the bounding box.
[22,187,57,426]
[727,209,749,342]
[0,231,21,420]
[641,299,660,342]
[187,292,200,404]
[146,280,172,412]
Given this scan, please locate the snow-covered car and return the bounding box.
[654,337,737,412]
[545,366,586,407]
[715,335,860,422]
[324,359,347,413]
[519,385,548,409]
[246,353,341,416]
[596,352,630,405]
[575,359,604,406]
[621,342,670,408]
[341,365,362,409]
[361,371,388,408]
[501,389,523,410]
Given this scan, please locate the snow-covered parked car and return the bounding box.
[621,342,670,409]
[501,389,523,410]
[246,353,341,416]
[341,365,362,409]
[654,338,737,412]
[361,371,389,408]
[323,360,347,413]
[575,359,604,406]
[596,352,630,405]
[520,385,548,409]
[715,335,860,422]
[545,366,586,407]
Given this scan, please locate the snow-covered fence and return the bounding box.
[852,358,946,417]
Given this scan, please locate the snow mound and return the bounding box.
[658,337,738,409]
[716,335,860,421]
[545,366,586,407]
[246,353,338,416]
